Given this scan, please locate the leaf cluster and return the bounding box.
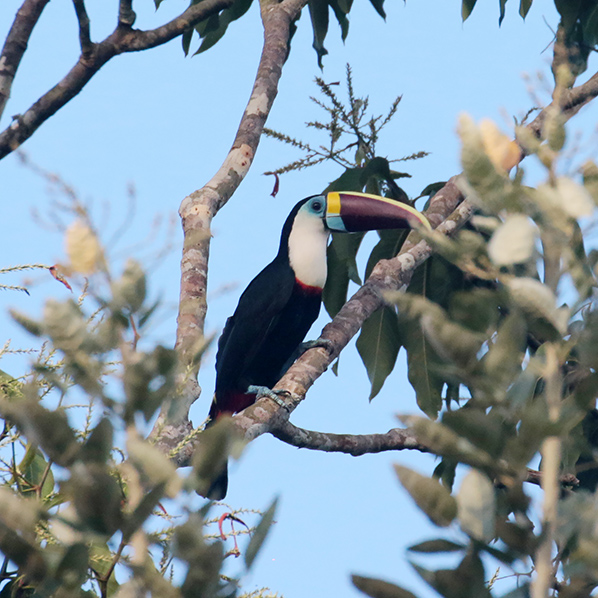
[348,96,598,598]
[0,257,276,597]
[264,55,598,598]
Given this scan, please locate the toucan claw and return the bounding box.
[299,337,335,355]
[247,385,294,410]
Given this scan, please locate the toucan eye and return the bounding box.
[311,199,323,212]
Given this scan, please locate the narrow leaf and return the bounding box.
[408,539,464,553]
[499,0,508,25]
[394,464,457,527]
[367,0,386,19]
[462,0,478,21]
[519,0,532,19]
[356,306,401,400]
[456,469,496,542]
[323,232,364,317]
[352,574,418,598]
[245,497,278,568]
[308,0,329,67]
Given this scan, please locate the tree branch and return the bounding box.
[118,0,136,27]
[0,0,51,121]
[271,421,581,492]
[271,420,430,455]
[231,179,472,442]
[150,0,309,459]
[155,8,598,467]
[528,69,598,138]
[0,0,233,159]
[72,0,93,58]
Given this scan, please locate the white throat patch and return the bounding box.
[288,210,329,288]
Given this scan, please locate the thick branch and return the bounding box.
[150,0,308,458]
[0,0,50,121]
[0,0,233,159]
[272,420,430,455]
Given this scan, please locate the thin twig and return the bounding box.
[271,421,430,455]
[72,0,92,57]
[97,537,126,598]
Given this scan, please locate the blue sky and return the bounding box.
[1,0,595,596]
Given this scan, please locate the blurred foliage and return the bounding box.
[265,25,598,597]
[0,196,276,597]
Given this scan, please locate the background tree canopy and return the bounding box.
[2,0,598,597]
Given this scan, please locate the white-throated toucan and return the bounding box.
[205,191,430,499]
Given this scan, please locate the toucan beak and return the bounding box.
[324,191,431,232]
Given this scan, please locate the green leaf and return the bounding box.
[583,4,598,47]
[487,214,537,266]
[365,229,410,279]
[122,483,166,541]
[499,0,508,25]
[367,0,386,19]
[67,463,123,535]
[448,288,500,334]
[80,418,113,464]
[245,497,278,568]
[462,0,478,21]
[56,543,89,588]
[412,552,491,598]
[330,0,350,40]
[482,312,526,394]
[0,369,23,401]
[458,114,507,214]
[420,181,446,198]
[308,0,329,68]
[192,417,244,496]
[356,306,401,400]
[554,0,582,33]
[90,542,120,596]
[1,400,80,467]
[352,574,417,598]
[519,0,532,19]
[0,520,46,581]
[111,259,147,314]
[408,539,464,553]
[323,232,364,317]
[442,409,507,459]
[456,469,495,542]
[400,415,495,470]
[182,28,193,56]
[325,166,366,192]
[177,521,224,598]
[191,0,254,55]
[394,464,457,527]
[20,446,55,500]
[404,326,444,418]
[499,584,531,598]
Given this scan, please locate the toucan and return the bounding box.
[205,191,430,499]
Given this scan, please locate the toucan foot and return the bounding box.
[298,337,335,355]
[247,385,295,410]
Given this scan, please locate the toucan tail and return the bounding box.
[203,410,229,500]
[206,462,228,500]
